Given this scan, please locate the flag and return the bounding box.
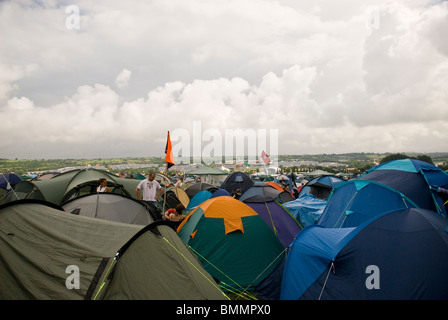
[261,150,270,165]
[165,131,175,169]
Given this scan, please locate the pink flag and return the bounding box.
[261,150,270,165]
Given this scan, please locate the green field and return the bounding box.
[1,152,447,176]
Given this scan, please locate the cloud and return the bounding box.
[115,68,132,89]
[0,0,447,159]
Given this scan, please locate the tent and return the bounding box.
[211,188,231,198]
[177,196,285,294]
[184,182,218,199]
[283,194,327,228]
[0,173,22,190]
[184,190,213,214]
[187,167,229,186]
[220,172,254,196]
[304,170,335,177]
[318,180,418,228]
[0,200,226,300]
[239,183,302,248]
[360,159,448,216]
[2,169,140,205]
[0,173,22,202]
[157,187,190,210]
[281,208,448,300]
[297,175,344,200]
[61,193,158,225]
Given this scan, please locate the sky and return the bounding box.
[0,0,447,160]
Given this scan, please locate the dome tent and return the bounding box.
[239,183,302,248]
[318,180,418,228]
[360,159,448,216]
[297,175,344,200]
[220,172,254,196]
[281,208,448,300]
[61,193,158,225]
[177,196,285,294]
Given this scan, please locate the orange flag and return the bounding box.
[165,131,175,169]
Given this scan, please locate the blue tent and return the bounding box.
[0,173,22,190]
[184,190,212,214]
[210,188,231,198]
[281,208,448,300]
[283,194,327,228]
[360,159,448,216]
[297,175,344,200]
[318,180,418,228]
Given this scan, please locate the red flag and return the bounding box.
[261,150,270,165]
[165,131,175,169]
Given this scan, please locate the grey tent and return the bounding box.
[0,200,226,300]
[61,193,159,225]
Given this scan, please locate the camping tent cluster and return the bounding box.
[0,168,300,300]
[2,159,448,300]
[281,159,448,300]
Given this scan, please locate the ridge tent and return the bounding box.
[318,180,418,228]
[177,196,285,294]
[281,208,448,300]
[61,193,158,225]
[360,159,448,216]
[297,175,344,201]
[220,172,254,196]
[239,183,302,247]
[0,200,225,300]
[94,221,227,300]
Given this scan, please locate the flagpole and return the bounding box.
[162,161,168,216]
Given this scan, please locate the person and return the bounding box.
[164,204,185,222]
[233,188,242,200]
[175,176,184,188]
[135,172,163,204]
[97,178,111,193]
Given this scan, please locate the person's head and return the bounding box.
[98,178,107,187]
[148,172,156,181]
[175,203,185,214]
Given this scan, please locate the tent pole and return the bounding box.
[94,191,100,218]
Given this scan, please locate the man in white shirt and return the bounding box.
[135,172,163,203]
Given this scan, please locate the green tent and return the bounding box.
[2,168,141,205]
[177,196,285,295]
[0,200,226,300]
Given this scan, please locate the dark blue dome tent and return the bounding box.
[281,208,448,300]
[220,171,253,197]
[360,159,448,217]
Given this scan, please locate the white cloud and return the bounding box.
[115,68,132,89]
[0,0,447,159]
